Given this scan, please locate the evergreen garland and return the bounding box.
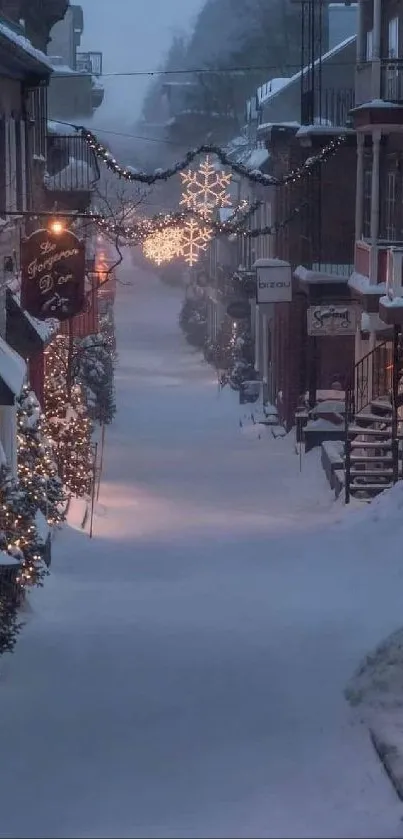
[0,466,48,589]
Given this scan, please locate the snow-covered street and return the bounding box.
[1,264,403,838]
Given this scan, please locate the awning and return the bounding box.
[0,334,26,405]
[6,291,57,359]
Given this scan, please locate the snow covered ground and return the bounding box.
[0,262,403,838]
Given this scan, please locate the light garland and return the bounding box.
[44,338,93,498]
[77,125,346,187]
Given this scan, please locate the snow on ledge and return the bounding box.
[348,272,386,295]
[0,336,26,396]
[0,22,53,71]
[380,294,403,309]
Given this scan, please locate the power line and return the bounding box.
[52,59,357,79]
[49,119,182,146]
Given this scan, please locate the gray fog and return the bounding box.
[79,0,203,126]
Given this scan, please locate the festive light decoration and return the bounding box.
[16,386,66,528]
[180,219,212,267]
[180,155,232,218]
[77,125,346,188]
[142,227,184,265]
[0,466,48,590]
[44,338,93,498]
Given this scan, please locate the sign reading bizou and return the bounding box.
[254,258,292,305]
[21,228,85,321]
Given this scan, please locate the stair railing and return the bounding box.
[345,340,394,504]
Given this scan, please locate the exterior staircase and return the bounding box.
[345,339,401,502]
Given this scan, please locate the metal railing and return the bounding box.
[381,59,403,102]
[76,51,103,77]
[351,340,393,416]
[301,87,355,127]
[45,134,100,192]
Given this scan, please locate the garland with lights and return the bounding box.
[0,565,21,655]
[0,465,49,590]
[79,127,346,187]
[44,339,93,498]
[17,385,67,529]
[94,201,261,245]
[95,200,307,252]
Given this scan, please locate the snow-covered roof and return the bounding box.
[0,336,26,397]
[259,35,356,107]
[244,147,270,171]
[0,21,53,71]
[257,78,292,104]
[258,121,300,133]
[12,292,58,343]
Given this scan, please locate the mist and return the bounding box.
[79,0,203,133]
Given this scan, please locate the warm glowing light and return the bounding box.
[49,219,65,235]
[180,156,232,219]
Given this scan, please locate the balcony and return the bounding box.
[381,59,403,103]
[76,51,103,76]
[301,87,355,128]
[44,133,99,194]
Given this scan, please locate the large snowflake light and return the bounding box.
[143,228,183,266]
[180,155,232,219]
[180,219,212,267]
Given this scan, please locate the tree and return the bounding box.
[76,334,116,426]
[17,385,67,528]
[0,465,48,589]
[43,340,93,498]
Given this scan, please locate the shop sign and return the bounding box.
[307,303,358,336]
[227,299,250,320]
[255,258,292,304]
[21,228,85,321]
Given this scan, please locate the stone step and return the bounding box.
[355,412,392,424]
[349,483,392,494]
[350,440,393,449]
[348,426,391,437]
[350,454,393,463]
[350,468,394,477]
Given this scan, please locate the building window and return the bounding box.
[366,29,373,60]
[386,171,397,240]
[26,87,47,160]
[388,17,399,59]
[363,168,372,238]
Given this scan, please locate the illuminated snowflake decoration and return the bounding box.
[180,155,232,219]
[180,219,212,267]
[143,228,183,266]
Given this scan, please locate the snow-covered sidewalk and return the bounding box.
[0,265,402,838]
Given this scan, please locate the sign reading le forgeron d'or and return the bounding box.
[21,228,85,321]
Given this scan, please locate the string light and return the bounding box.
[142,227,184,265]
[180,156,232,218]
[78,126,346,187]
[43,338,93,498]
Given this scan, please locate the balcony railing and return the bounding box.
[301,87,355,127]
[45,134,100,192]
[76,51,103,77]
[381,59,403,103]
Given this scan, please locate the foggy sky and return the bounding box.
[79,0,203,127]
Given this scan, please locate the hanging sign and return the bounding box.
[21,228,85,321]
[227,299,250,320]
[254,258,292,304]
[307,303,358,336]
